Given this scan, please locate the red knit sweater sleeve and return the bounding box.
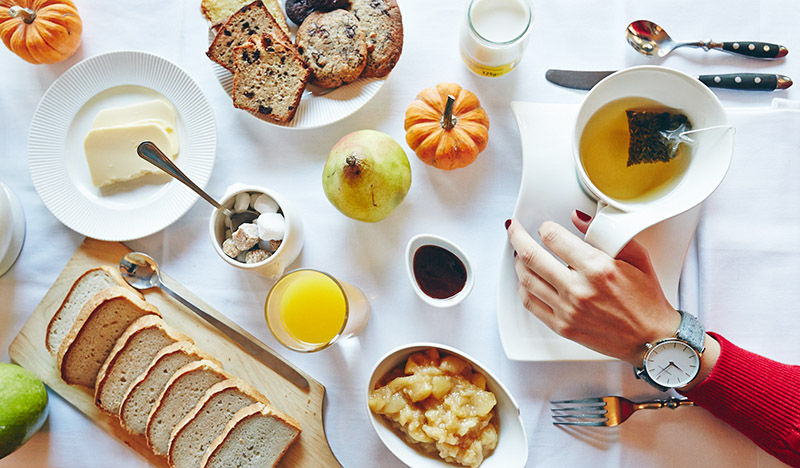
[680,332,800,466]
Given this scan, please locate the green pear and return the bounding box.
[0,363,48,459]
[322,130,412,223]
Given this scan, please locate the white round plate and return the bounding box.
[208,30,385,129]
[28,50,216,242]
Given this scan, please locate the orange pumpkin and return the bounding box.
[404,82,490,170]
[0,0,82,64]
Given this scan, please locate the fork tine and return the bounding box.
[552,414,608,421]
[553,420,608,427]
[551,406,606,413]
[549,398,605,405]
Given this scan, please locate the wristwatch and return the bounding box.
[634,311,706,392]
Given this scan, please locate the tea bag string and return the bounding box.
[666,124,735,145]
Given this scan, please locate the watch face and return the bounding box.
[644,340,700,388]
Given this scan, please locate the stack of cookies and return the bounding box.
[202,0,403,123]
[293,0,403,87]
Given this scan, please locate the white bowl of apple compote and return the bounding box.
[366,343,527,468]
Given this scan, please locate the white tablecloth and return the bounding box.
[1,1,799,467]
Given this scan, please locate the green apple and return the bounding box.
[0,363,48,459]
[322,130,412,223]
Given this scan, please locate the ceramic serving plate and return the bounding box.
[207,20,386,130]
[28,50,216,241]
[496,101,702,361]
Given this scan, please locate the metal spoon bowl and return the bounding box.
[626,20,788,59]
[626,20,702,58]
[137,141,258,231]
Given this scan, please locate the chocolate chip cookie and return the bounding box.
[296,9,367,88]
[348,0,403,78]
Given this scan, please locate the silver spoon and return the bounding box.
[626,20,788,59]
[137,141,258,231]
[119,251,309,390]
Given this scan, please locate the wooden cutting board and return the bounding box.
[8,238,342,468]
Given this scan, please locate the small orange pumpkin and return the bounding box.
[404,82,490,170]
[0,0,82,64]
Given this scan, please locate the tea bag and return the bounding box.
[626,110,692,166]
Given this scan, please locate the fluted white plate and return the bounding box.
[28,51,216,241]
[209,30,385,129]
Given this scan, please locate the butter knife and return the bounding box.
[546,69,793,91]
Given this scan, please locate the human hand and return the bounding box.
[505,211,681,365]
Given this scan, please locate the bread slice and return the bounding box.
[168,378,269,468]
[146,360,228,456]
[202,0,289,36]
[57,287,160,389]
[46,266,141,356]
[94,316,188,415]
[206,0,289,73]
[232,34,309,123]
[200,402,301,468]
[120,342,213,436]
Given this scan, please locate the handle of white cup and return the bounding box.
[583,201,657,258]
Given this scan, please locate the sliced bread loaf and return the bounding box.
[206,0,289,72]
[146,360,228,456]
[232,34,309,122]
[200,402,301,468]
[46,266,141,356]
[57,287,160,389]
[120,342,213,436]
[168,378,269,468]
[94,316,188,415]
[202,0,289,35]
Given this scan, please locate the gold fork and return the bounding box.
[550,396,695,427]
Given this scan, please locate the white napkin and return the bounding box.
[691,99,800,363]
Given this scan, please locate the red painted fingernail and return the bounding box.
[576,210,592,222]
[505,219,512,230]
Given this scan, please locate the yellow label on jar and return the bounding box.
[460,50,519,77]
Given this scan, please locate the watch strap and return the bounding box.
[676,310,705,353]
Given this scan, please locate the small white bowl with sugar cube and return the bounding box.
[209,183,303,278]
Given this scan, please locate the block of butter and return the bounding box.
[84,99,180,188]
[84,123,176,188]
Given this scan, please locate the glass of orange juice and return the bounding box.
[265,269,370,352]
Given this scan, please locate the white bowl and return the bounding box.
[366,343,528,468]
[209,183,303,279]
[405,234,474,308]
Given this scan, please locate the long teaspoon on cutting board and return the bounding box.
[120,251,310,391]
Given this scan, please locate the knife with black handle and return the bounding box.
[546,69,793,91]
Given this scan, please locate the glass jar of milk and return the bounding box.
[459,0,534,77]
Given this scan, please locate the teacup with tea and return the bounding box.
[573,66,734,256]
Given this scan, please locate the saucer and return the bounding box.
[496,102,701,361]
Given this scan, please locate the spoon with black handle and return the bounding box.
[626,20,788,59]
[137,141,257,230]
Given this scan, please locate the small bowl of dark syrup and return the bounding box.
[405,234,474,308]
